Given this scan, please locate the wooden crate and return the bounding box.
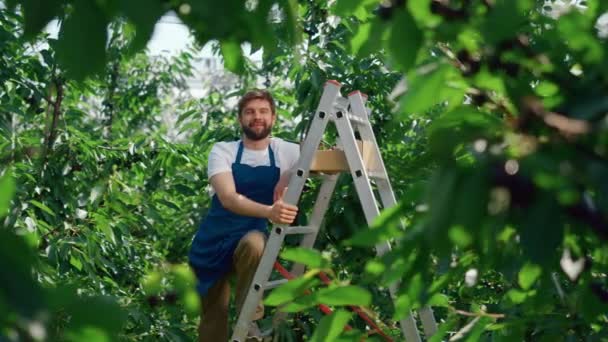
[309,140,380,173]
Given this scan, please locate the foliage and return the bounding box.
[1,8,218,340]
[2,0,608,341]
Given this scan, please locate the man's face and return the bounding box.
[239,98,275,141]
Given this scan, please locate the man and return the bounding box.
[188,90,300,341]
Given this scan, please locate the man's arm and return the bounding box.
[211,172,298,224]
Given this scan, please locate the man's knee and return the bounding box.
[237,231,266,260]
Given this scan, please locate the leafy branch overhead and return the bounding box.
[7,0,302,78]
[1,0,608,341]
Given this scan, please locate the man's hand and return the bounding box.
[268,187,298,224]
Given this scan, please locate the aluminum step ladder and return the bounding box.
[230,80,438,341]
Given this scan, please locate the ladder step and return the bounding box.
[347,114,369,125]
[367,170,388,180]
[264,279,288,290]
[284,226,317,235]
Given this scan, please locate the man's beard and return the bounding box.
[242,123,272,141]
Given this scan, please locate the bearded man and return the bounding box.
[188,90,300,341]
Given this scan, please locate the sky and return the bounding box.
[42,12,263,97]
[44,12,213,58]
[148,13,195,55]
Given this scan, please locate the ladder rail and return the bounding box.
[231,226,288,341]
[283,82,342,207]
[290,174,339,277]
[331,105,422,342]
[347,91,395,203]
[273,174,339,325]
[348,92,439,338]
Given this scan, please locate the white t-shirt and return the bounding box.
[207,137,300,181]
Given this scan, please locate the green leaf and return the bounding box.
[387,9,422,72]
[55,0,109,81]
[448,225,472,248]
[63,295,126,339]
[281,248,329,269]
[0,170,15,218]
[264,273,320,306]
[372,200,404,229]
[158,199,180,211]
[400,64,467,116]
[463,317,494,342]
[333,330,366,342]
[172,264,197,293]
[577,279,608,321]
[505,289,528,304]
[30,200,56,217]
[183,290,200,317]
[426,106,502,158]
[450,167,490,240]
[518,263,542,290]
[428,317,459,342]
[0,230,45,317]
[352,18,389,58]
[482,0,533,44]
[332,0,378,20]
[315,285,372,306]
[120,0,165,52]
[423,167,459,254]
[277,294,317,312]
[408,0,441,27]
[141,271,163,295]
[174,184,196,196]
[381,253,410,285]
[21,0,63,40]
[248,0,275,52]
[350,21,372,56]
[65,326,111,342]
[364,259,386,276]
[93,214,116,245]
[220,39,245,74]
[394,273,425,319]
[408,66,449,108]
[557,12,603,63]
[346,201,404,247]
[519,197,563,266]
[310,310,352,342]
[176,109,198,127]
[279,0,301,46]
[346,222,404,247]
[70,255,83,271]
[535,81,559,97]
[427,293,449,307]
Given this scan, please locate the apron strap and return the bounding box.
[235,141,244,164]
[235,140,277,167]
[268,144,276,168]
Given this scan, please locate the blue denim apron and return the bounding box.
[189,141,279,295]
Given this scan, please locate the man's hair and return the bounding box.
[237,89,276,116]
